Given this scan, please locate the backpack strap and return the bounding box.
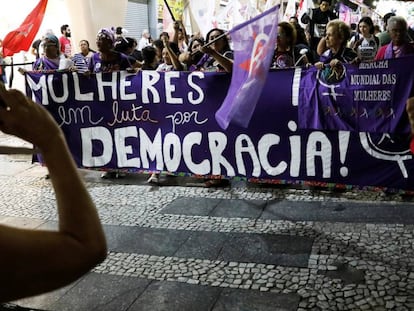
[374,35,380,47]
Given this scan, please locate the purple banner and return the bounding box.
[299,57,414,133]
[25,63,414,190]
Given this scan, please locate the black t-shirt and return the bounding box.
[301,8,337,38]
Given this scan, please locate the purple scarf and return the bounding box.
[33,56,60,71]
[384,41,414,59]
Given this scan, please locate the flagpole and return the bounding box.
[192,4,279,55]
[164,0,176,22]
[190,32,230,55]
[8,57,14,88]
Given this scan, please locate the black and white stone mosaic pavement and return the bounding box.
[1,134,414,310]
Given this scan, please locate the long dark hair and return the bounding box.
[188,38,205,63]
[205,28,231,53]
[357,16,375,35]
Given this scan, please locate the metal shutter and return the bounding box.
[124,0,149,41]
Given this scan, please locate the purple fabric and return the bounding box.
[97,28,115,45]
[384,42,414,59]
[24,61,414,190]
[32,56,60,70]
[215,5,279,130]
[384,42,394,59]
[88,51,132,73]
[298,56,414,133]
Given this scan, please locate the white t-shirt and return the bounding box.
[138,37,150,51]
[156,63,174,72]
[350,35,378,62]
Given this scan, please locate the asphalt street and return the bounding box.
[1,133,414,310]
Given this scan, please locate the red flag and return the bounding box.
[2,0,48,57]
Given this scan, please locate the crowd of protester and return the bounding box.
[25,7,414,85]
[15,6,414,184]
[3,3,414,304]
[26,5,412,79]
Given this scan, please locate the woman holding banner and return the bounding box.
[147,36,184,184]
[314,20,357,73]
[32,35,62,71]
[88,28,133,74]
[192,28,233,187]
[87,28,133,179]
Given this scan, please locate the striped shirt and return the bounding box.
[72,52,93,73]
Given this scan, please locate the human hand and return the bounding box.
[68,65,78,72]
[161,36,169,46]
[200,45,214,55]
[314,61,324,70]
[329,59,341,68]
[173,21,180,31]
[18,67,27,75]
[0,83,62,151]
[179,51,190,63]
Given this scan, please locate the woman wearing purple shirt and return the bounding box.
[88,28,132,74]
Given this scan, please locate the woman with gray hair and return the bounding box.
[314,20,357,85]
[314,20,357,69]
[375,16,414,60]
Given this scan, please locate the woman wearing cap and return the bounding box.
[32,35,62,71]
[88,28,132,73]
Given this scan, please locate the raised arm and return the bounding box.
[172,21,180,46]
[163,37,183,71]
[0,83,107,302]
[200,45,233,73]
[316,36,328,56]
[179,21,189,45]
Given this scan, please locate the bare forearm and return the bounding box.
[0,136,106,302]
[210,50,233,73]
[41,134,106,253]
[0,85,106,302]
[317,37,327,56]
[0,228,104,302]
